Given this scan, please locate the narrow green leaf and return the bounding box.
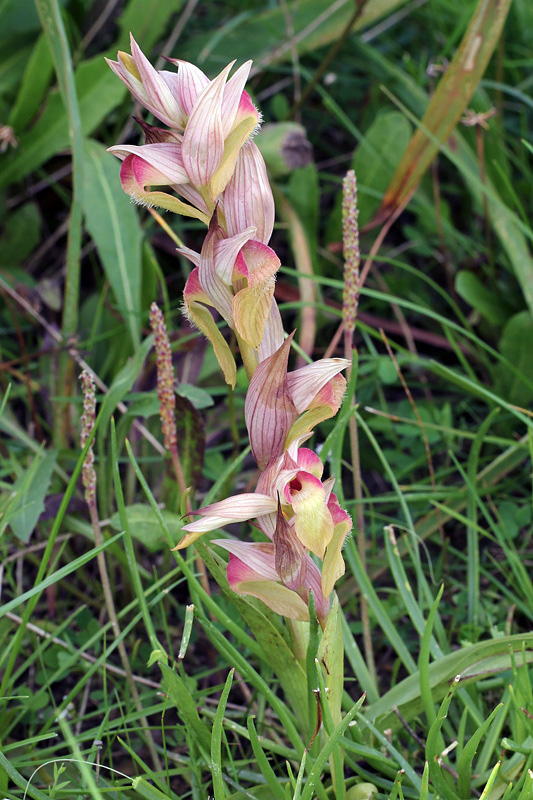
[110,418,162,652]
[0,532,123,619]
[159,663,212,754]
[246,717,286,800]
[300,695,366,800]
[175,394,206,488]
[212,669,234,800]
[457,703,504,798]
[419,584,445,730]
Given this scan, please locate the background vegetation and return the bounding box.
[0,0,532,798]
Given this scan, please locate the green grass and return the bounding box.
[1,0,532,798]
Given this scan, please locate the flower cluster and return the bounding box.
[108,39,352,624]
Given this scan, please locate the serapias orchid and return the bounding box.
[106,36,262,215]
[181,210,284,386]
[174,443,352,624]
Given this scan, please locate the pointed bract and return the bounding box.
[182,62,233,187]
[245,336,297,470]
[225,141,275,244]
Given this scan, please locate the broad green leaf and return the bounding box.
[177,383,214,410]
[82,139,142,350]
[455,271,514,326]
[119,0,184,45]
[0,58,123,189]
[0,0,184,188]
[364,632,533,732]
[109,503,184,552]
[326,111,411,243]
[8,449,57,543]
[179,0,409,71]
[0,42,32,94]
[495,311,533,406]
[353,111,412,227]
[0,0,43,36]
[0,202,41,264]
[98,334,154,438]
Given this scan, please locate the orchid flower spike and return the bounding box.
[107,36,262,217]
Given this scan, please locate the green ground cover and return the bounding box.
[0,0,532,798]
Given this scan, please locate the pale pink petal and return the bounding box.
[327,491,351,528]
[214,227,256,285]
[198,213,234,323]
[212,540,279,581]
[178,245,201,268]
[241,241,279,285]
[182,62,233,186]
[245,336,298,470]
[227,555,309,620]
[181,493,277,535]
[183,266,210,303]
[296,448,324,479]
[116,156,208,222]
[129,35,182,127]
[106,57,144,104]
[108,143,188,185]
[322,476,335,504]
[286,358,350,414]
[258,300,284,362]
[175,182,211,216]
[256,513,277,539]
[221,60,252,138]
[225,141,275,244]
[164,58,210,116]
